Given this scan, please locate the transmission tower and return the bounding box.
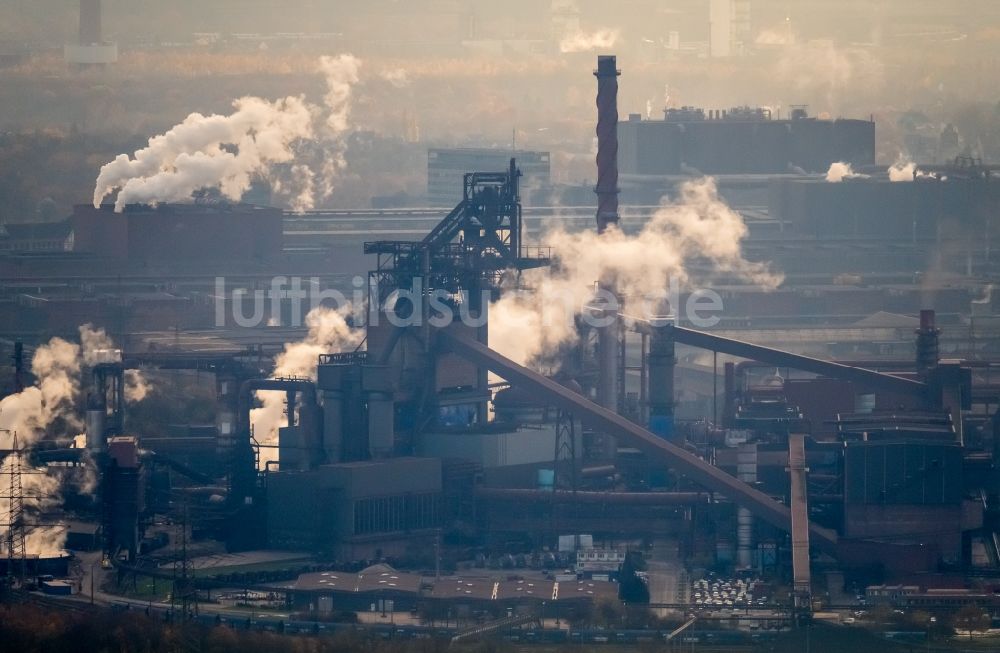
[2,432,27,586]
[172,501,197,624]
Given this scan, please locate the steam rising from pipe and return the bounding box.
[316,54,362,202]
[560,29,620,53]
[251,306,363,455]
[93,54,361,212]
[888,158,930,182]
[0,338,81,444]
[124,369,151,403]
[0,324,128,556]
[489,177,782,366]
[92,96,314,212]
[888,161,916,181]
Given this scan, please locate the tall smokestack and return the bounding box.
[915,308,940,378]
[79,0,102,45]
[594,55,620,234]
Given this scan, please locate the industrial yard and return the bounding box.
[3,2,1000,652]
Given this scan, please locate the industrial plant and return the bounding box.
[2,1,1000,650]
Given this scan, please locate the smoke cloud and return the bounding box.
[559,29,620,54]
[93,96,314,212]
[0,453,65,556]
[251,305,363,459]
[0,338,81,447]
[124,369,152,403]
[93,54,362,213]
[0,324,137,448]
[79,324,117,366]
[489,177,782,366]
[0,324,154,555]
[0,326,109,557]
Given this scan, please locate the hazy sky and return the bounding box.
[3,1,1000,45]
[1,0,998,214]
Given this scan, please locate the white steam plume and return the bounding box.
[124,370,151,403]
[251,306,363,459]
[888,157,931,182]
[560,28,620,53]
[756,29,794,46]
[77,324,153,402]
[79,323,118,366]
[0,455,65,556]
[0,334,86,557]
[321,54,361,134]
[378,67,410,88]
[93,96,314,212]
[889,161,916,182]
[93,54,362,213]
[489,178,782,366]
[0,338,81,445]
[0,324,148,555]
[0,324,132,446]
[825,161,869,182]
[317,54,362,200]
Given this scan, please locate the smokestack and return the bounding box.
[915,309,940,378]
[594,55,620,234]
[79,0,102,45]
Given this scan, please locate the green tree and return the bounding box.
[951,604,989,640]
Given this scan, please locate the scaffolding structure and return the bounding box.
[2,432,27,585]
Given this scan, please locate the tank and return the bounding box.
[322,389,344,463]
[363,365,394,458]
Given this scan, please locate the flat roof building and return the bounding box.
[618,108,874,176]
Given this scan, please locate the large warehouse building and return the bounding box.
[618,106,875,176]
[71,203,283,262]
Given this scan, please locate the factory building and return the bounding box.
[618,107,874,176]
[6,55,1000,624]
[70,203,283,262]
[0,221,73,253]
[266,458,442,559]
[768,169,1000,239]
[285,565,618,617]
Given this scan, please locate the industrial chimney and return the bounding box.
[66,0,117,65]
[594,55,620,234]
[79,0,102,45]
[593,56,623,454]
